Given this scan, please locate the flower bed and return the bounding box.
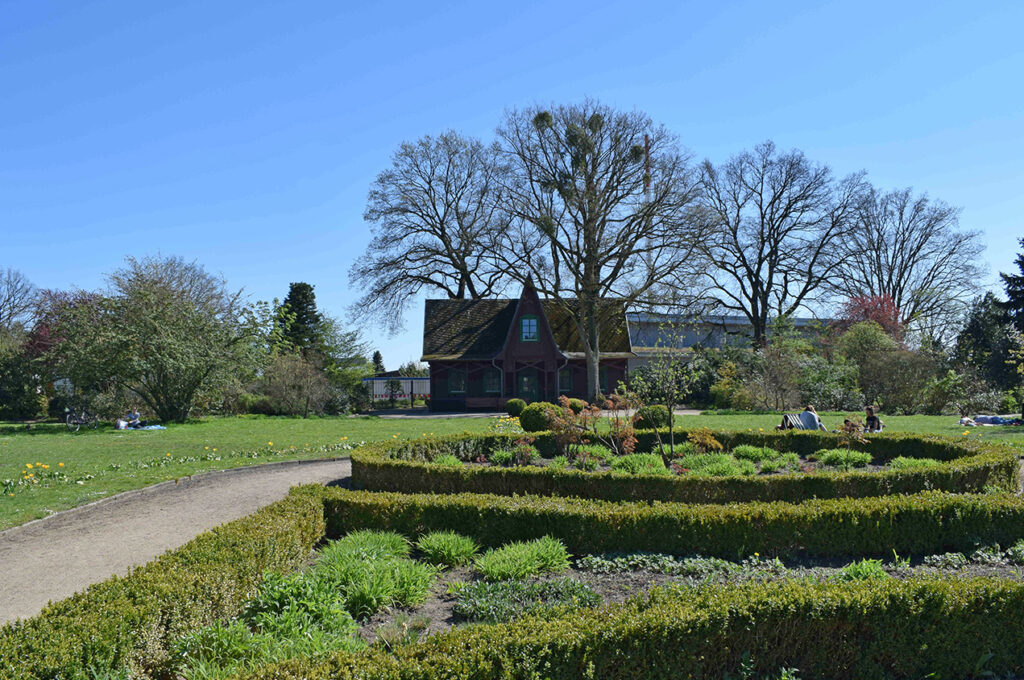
[7,483,1024,679]
[351,430,1020,504]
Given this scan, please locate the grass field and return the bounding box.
[0,415,493,530]
[1,412,1021,531]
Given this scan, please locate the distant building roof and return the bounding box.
[421,298,631,361]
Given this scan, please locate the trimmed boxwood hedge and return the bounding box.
[0,486,326,680]
[352,430,1021,503]
[322,487,1024,558]
[237,577,1024,680]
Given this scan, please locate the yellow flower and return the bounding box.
[962,431,969,436]
[204,446,209,450]
[8,493,13,497]
[212,448,217,452]
[268,442,273,446]
[58,462,64,467]
[41,464,49,469]
[341,436,348,440]
[25,463,33,469]
[392,435,397,438]
[759,428,764,432]
[166,453,171,457]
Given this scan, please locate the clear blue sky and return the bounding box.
[2,1,1022,368]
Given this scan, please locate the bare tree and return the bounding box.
[349,131,510,334]
[835,187,984,339]
[695,141,867,345]
[494,100,706,401]
[0,267,37,331]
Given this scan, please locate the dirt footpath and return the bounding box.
[0,458,352,625]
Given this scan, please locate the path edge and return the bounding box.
[0,455,350,539]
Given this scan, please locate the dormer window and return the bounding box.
[521,315,539,342]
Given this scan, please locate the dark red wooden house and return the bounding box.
[421,281,633,411]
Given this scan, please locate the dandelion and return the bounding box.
[58,462,64,467]
[212,448,217,452]
[962,431,969,436]
[166,453,171,457]
[41,464,49,469]
[204,446,209,450]
[25,464,32,469]
[759,428,764,432]
[268,442,273,446]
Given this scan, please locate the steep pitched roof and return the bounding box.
[421,296,632,361]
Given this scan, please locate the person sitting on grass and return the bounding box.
[125,407,147,429]
[798,405,828,432]
[864,406,884,433]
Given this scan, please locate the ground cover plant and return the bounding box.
[0,414,493,529]
[415,531,478,567]
[170,529,437,679]
[474,536,570,580]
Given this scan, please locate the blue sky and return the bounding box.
[2,1,1022,368]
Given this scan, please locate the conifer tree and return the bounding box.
[1002,238,1024,332]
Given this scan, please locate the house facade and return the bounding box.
[421,282,631,412]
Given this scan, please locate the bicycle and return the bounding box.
[65,406,99,433]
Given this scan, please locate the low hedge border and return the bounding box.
[352,430,1021,504]
[0,486,326,680]
[322,487,1024,558]
[238,577,1024,680]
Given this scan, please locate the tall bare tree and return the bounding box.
[349,131,510,334]
[695,141,867,344]
[0,267,37,331]
[835,187,983,339]
[494,100,706,400]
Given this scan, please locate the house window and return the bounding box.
[599,366,610,394]
[448,368,466,395]
[483,367,501,394]
[520,315,539,342]
[558,367,572,393]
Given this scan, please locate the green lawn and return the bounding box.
[2,412,1021,531]
[675,412,1024,448]
[0,415,493,530]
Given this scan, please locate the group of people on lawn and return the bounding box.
[777,405,884,433]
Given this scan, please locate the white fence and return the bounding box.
[362,376,430,400]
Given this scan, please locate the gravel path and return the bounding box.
[0,458,352,625]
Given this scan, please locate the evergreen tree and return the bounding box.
[953,293,1018,391]
[280,283,322,352]
[1002,238,1024,332]
[372,350,385,374]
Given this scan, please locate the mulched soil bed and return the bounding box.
[358,557,1024,644]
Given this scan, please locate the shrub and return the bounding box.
[0,487,327,680]
[835,558,889,582]
[731,445,781,463]
[635,404,670,430]
[474,537,570,581]
[320,529,410,562]
[888,456,942,470]
[815,448,872,470]
[610,453,671,476]
[415,531,479,567]
[355,430,1020,504]
[322,487,1024,560]
[519,401,556,432]
[504,399,526,417]
[235,578,1024,680]
[567,398,586,414]
[431,454,463,467]
[452,578,601,623]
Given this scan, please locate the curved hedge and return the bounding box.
[322,487,1024,558]
[238,578,1024,680]
[0,486,326,680]
[352,430,1021,504]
